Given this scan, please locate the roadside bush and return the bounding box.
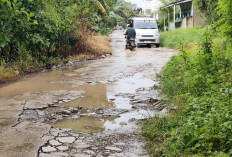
[0,0,115,64]
[0,0,48,62]
[142,27,232,156]
[216,0,232,39]
[0,0,117,83]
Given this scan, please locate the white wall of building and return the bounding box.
[142,0,163,19]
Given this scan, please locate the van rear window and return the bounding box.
[134,20,158,29]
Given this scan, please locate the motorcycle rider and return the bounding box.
[125,23,136,40]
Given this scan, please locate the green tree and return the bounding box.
[109,0,138,26]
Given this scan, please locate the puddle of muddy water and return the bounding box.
[47,116,115,134]
[47,109,155,134]
[47,73,156,134]
[0,70,65,98]
[59,83,114,109]
[0,66,81,98]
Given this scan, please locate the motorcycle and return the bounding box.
[125,38,136,51]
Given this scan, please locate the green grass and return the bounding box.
[142,27,232,156]
[160,26,203,49]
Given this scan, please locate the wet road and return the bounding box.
[0,30,176,157]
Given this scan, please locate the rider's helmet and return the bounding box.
[127,24,130,27]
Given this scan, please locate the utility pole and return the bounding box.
[164,10,166,31]
[174,4,175,23]
[174,4,175,29]
[168,8,170,30]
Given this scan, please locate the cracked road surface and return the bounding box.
[0,30,176,157]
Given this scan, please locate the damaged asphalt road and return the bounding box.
[0,30,176,157]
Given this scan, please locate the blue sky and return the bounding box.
[125,0,142,7]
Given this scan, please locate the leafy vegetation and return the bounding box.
[216,0,232,39]
[142,0,232,156]
[0,0,139,83]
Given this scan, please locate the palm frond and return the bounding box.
[102,0,110,10]
[92,0,108,16]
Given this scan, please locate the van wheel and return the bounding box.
[147,44,152,48]
[156,44,160,48]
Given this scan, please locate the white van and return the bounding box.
[128,17,160,47]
